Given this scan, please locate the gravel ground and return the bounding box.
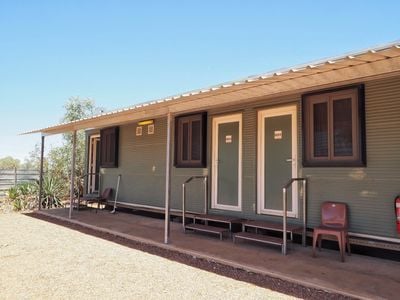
[0,197,13,214]
[24,213,354,300]
[0,213,298,300]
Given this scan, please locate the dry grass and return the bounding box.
[0,213,297,300]
[0,197,13,214]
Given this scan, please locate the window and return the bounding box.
[175,113,207,168]
[302,85,365,167]
[100,126,119,168]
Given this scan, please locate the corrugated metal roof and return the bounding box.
[24,40,400,135]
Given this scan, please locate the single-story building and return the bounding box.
[26,41,400,253]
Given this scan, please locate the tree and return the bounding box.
[46,97,99,196]
[61,98,97,144]
[22,143,47,170]
[0,156,21,169]
[4,97,100,209]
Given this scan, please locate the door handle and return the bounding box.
[285,158,293,162]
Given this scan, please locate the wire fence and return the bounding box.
[0,168,40,197]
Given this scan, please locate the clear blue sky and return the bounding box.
[0,1,399,161]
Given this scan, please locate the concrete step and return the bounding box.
[234,231,283,247]
[185,223,229,240]
[195,214,242,224]
[242,219,302,234]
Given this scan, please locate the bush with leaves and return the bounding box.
[41,176,64,209]
[6,97,102,212]
[7,176,65,211]
[7,182,38,211]
[46,97,100,198]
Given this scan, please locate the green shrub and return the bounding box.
[12,197,23,211]
[7,183,37,211]
[6,176,65,211]
[41,176,64,209]
[7,186,19,201]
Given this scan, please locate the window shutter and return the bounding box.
[100,126,119,168]
[174,112,207,168]
[302,85,365,167]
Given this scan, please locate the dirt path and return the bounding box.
[0,213,296,300]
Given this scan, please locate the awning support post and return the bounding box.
[38,135,45,210]
[69,130,77,219]
[164,112,172,244]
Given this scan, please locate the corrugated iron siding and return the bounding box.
[303,76,400,237]
[101,120,167,208]
[101,75,400,238]
[101,118,206,213]
[206,98,304,226]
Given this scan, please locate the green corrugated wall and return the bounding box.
[100,118,206,213]
[100,75,400,238]
[303,76,400,237]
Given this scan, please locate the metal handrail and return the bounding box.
[282,177,307,255]
[110,174,122,214]
[182,176,208,231]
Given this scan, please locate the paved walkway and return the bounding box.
[0,213,295,300]
[38,208,400,300]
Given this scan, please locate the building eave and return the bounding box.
[23,41,400,136]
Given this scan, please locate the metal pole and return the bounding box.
[38,135,45,210]
[204,177,208,214]
[69,131,77,219]
[164,113,172,244]
[302,179,307,247]
[282,187,287,255]
[182,183,186,231]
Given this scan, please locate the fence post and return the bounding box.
[14,166,17,187]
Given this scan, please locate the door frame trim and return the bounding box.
[88,134,100,194]
[257,105,298,217]
[211,113,242,211]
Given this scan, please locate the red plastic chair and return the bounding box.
[312,202,351,262]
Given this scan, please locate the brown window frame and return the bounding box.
[100,126,119,168]
[174,112,207,168]
[302,85,366,167]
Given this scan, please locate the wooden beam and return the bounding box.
[377,47,400,58]
[353,52,388,62]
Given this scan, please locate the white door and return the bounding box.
[257,105,298,217]
[211,114,242,211]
